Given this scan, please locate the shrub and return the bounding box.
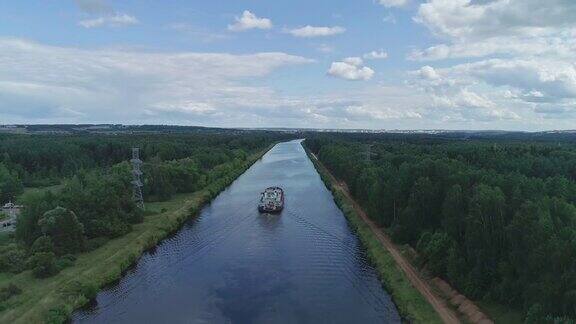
[62,280,98,300]
[28,252,59,278]
[45,306,68,324]
[55,258,74,271]
[0,283,22,302]
[31,235,54,254]
[0,245,27,273]
[81,282,98,301]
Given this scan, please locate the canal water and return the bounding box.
[72,140,400,324]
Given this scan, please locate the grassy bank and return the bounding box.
[306,149,442,324]
[0,145,273,324]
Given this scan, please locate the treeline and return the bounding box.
[306,134,576,322]
[0,131,285,280]
[0,133,273,188]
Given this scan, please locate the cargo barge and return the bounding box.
[258,187,284,213]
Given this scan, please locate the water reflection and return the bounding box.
[257,213,282,232]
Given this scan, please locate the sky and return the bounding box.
[0,0,575,130]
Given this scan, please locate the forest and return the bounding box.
[0,131,285,281]
[305,133,576,323]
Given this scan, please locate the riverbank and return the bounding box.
[306,148,447,324]
[0,145,273,324]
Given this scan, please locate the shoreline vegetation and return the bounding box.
[305,146,443,323]
[0,145,273,324]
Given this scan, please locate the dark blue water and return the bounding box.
[72,140,400,323]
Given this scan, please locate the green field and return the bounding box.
[0,146,270,324]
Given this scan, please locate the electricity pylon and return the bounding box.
[130,148,144,210]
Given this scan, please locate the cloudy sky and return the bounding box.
[0,0,575,130]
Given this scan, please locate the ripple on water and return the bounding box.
[73,140,401,324]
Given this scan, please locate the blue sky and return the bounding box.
[1,0,575,130]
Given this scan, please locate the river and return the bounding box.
[72,140,400,323]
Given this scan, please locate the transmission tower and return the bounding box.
[130,148,145,210]
[365,144,376,163]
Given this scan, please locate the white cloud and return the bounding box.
[421,87,520,123]
[79,13,138,28]
[343,57,363,66]
[0,38,447,128]
[407,0,576,123]
[286,26,346,38]
[383,13,397,24]
[0,38,313,124]
[363,50,388,60]
[409,61,562,122]
[167,23,228,42]
[328,59,374,81]
[228,10,272,32]
[418,66,439,80]
[413,0,576,60]
[410,33,576,61]
[377,0,409,8]
[451,59,576,101]
[75,0,138,29]
[345,105,421,120]
[150,102,217,116]
[316,44,335,53]
[415,0,576,40]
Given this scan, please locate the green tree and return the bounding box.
[58,167,140,238]
[144,156,176,201]
[463,184,507,295]
[16,191,57,246]
[417,231,454,276]
[38,207,85,254]
[441,184,465,240]
[305,134,576,319]
[0,162,23,204]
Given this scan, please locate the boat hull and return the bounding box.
[258,205,283,213]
